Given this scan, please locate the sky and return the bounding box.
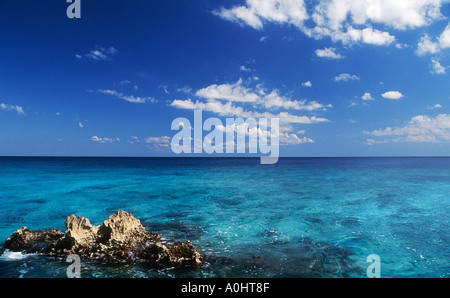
[0,0,450,157]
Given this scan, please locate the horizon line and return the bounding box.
[1,155,450,159]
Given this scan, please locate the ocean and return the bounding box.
[0,157,448,278]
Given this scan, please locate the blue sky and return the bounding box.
[1,0,450,157]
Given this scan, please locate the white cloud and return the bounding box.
[118,80,131,85]
[240,65,252,72]
[215,0,447,46]
[361,92,374,100]
[145,136,171,144]
[314,0,445,30]
[128,136,140,144]
[78,122,84,128]
[160,85,170,94]
[279,132,315,145]
[316,26,395,46]
[427,103,442,109]
[431,58,446,74]
[382,91,404,100]
[214,0,309,30]
[364,114,450,143]
[170,98,329,124]
[211,123,314,147]
[79,46,119,61]
[302,81,312,87]
[307,0,444,44]
[96,89,157,104]
[395,43,408,49]
[315,47,343,59]
[259,35,269,42]
[195,79,331,111]
[171,78,331,145]
[359,27,396,45]
[262,90,332,111]
[145,136,171,151]
[0,103,25,115]
[364,138,389,146]
[417,23,450,55]
[196,79,259,103]
[333,73,360,82]
[90,136,120,144]
[417,34,440,55]
[177,86,192,94]
[439,23,450,48]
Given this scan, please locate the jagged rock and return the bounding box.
[3,210,203,268]
[4,227,64,253]
[58,210,161,254]
[98,210,160,246]
[141,241,203,267]
[64,215,98,248]
[141,242,172,265]
[168,241,203,266]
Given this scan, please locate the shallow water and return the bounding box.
[0,157,448,278]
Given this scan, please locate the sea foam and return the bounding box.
[0,249,36,261]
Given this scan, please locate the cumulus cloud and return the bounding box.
[214,0,309,30]
[208,123,314,147]
[312,0,445,30]
[431,58,446,74]
[145,136,171,144]
[95,89,157,104]
[333,73,360,82]
[364,138,389,146]
[128,136,140,144]
[262,90,332,111]
[215,0,446,46]
[361,92,374,100]
[427,103,442,110]
[417,23,450,55]
[196,79,259,103]
[240,65,252,72]
[440,23,450,48]
[279,132,315,145]
[382,91,404,100]
[316,47,343,59]
[364,114,450,143]
[195,79,331,111]
[259,35,270,42]
[0,103,25,115]
[170,78,331,148]
[417,34,441,55]
[170,98,329,124]
[302,81,312,87]
[90,136,120,143]
[145,136,171,151]
[77,46,119,61]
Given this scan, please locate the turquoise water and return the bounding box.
[0,157,448,278]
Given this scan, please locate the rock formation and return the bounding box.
[3,210,203,267]
[4,227,64,252]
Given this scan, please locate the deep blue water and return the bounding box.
[0,157,448,278]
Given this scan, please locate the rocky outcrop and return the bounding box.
[4,210,203,268]
[4,227,64,252]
